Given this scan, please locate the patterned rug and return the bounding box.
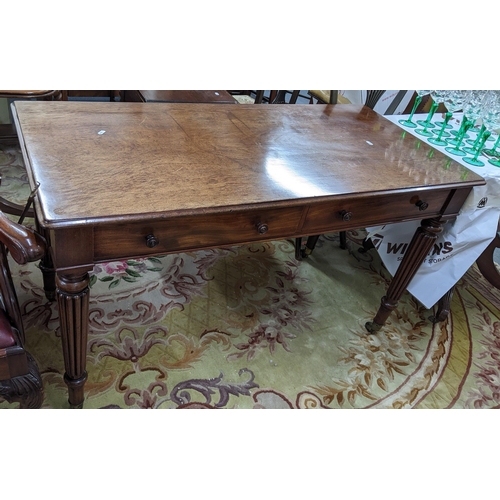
[2,143,500,409]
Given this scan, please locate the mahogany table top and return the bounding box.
[13,101,484,228]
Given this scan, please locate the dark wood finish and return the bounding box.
[296,90,386,258]
[0,211,46,266]
[301,189,458,232]
[366,217,444,332]
[94,206,304,261]
[122,90,238,104]
[0,351,43,408]
[66,90,119,101]
[0,90,63,99]
[476,232,500,289]
[12,101,485,407]
[429,287,455,324]
[57,271,90,408]
[34,223,57,301]
[0,211,46,408]
[267,91,301,104]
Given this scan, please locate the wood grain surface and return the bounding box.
[13,101,484,227]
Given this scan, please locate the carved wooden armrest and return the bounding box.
[0,211,45,264]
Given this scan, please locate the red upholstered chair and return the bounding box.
[0,211,46,408]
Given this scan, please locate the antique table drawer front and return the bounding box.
[94,206,304,260]
[301,189,453,233]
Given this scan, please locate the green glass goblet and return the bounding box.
[484,134,500,167]
[465,125,494,146]
[463,125,494,155]
[463,131,491,166]
[416,101,439,129]
[480,91,500,166]
[429,112,453,146]
[450,113,474,140]
[445,119,473,157]
[399,95,423,128]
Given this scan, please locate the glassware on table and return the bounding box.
[416,90,438,129]
[480,91,500,167]
[449,91,474,139]
[442,90,468,134]
[415,103,438,137]
[427,90,450,134]
[429,112,453,146]
[483,134,500,163]
[416,101,440,137]
[461,90,488,145]
[399,90,430,129]
[463,131,491,166]
[445,118,474,157]
[461,91,489,156]
[434,91,454,129]
[464,125,489,155]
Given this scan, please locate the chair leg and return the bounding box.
[289,90,300,104]
[358,237,375,254]
[475,232,500,289]
[429,287,454,323]
[254,91,265,104]
[295,237,303,260]
[339,231,347,249]
[302,235,321,258]
[271,91,287,104]
[0,353,43,409]
[329,90,338,104]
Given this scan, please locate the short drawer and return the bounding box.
[301,189,454,234]
[94,206,304,261]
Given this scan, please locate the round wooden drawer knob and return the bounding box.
[145,234,159,248]
[340,210,353,222]
[415,200,429,211]
[256,222,269,234]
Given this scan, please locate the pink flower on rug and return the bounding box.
[101,261,129,274]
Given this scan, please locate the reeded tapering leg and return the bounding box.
[57,271,90,408]
[366,217,444,333]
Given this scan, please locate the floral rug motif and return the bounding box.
[1,143,500,409]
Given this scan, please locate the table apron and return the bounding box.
[41,186,472,271]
